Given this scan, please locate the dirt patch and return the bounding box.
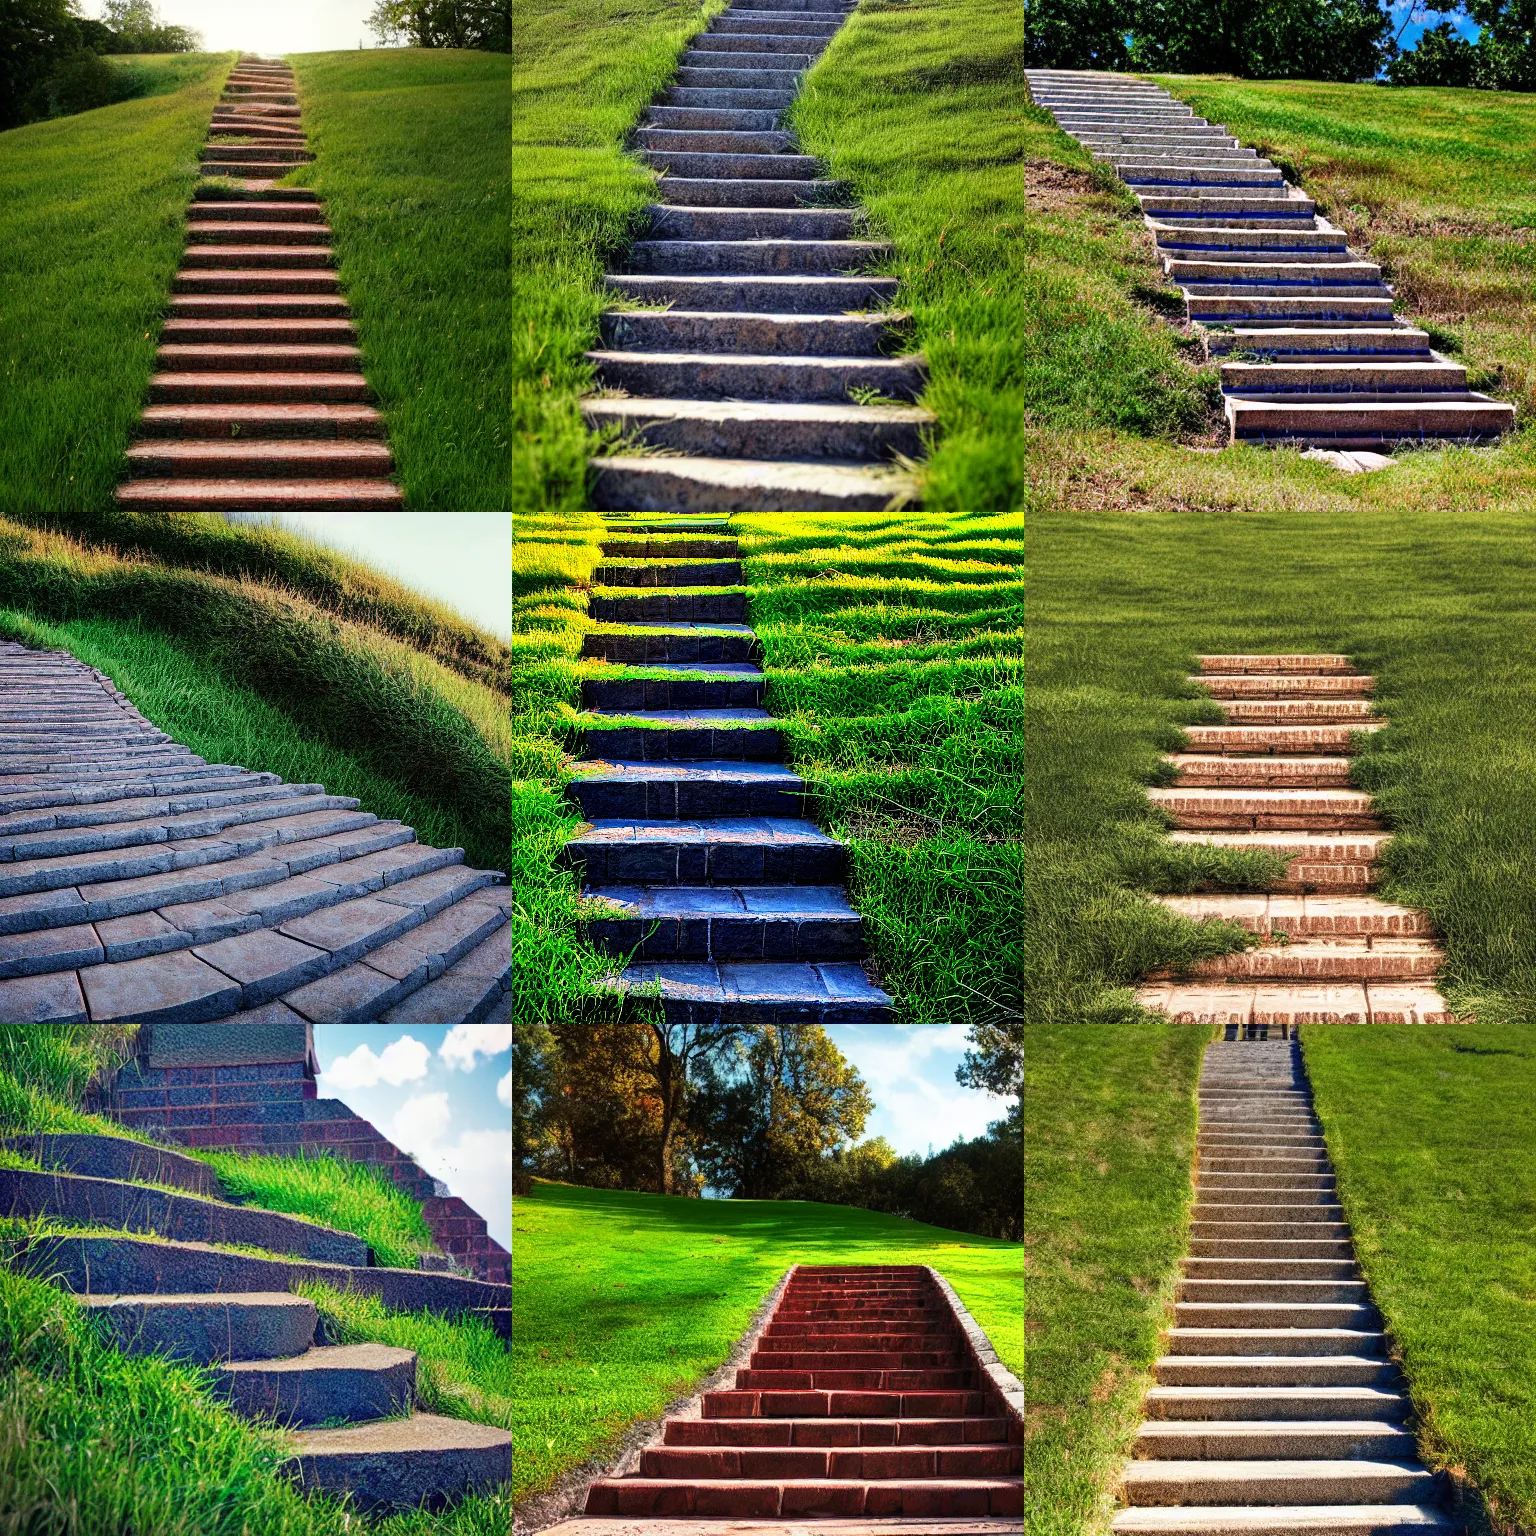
[1026,158,1108,215]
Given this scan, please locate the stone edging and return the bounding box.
[512,1264,798,1536]
[925,1266,1023,1426]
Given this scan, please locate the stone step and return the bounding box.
[664,1417,1011,1446]
[598,538,742,557]
[587,350,925,403]
[607,273,898,312]
[590,455,915,512]
[1156,1356,1398,1389]
[621,238,886,273]
[198,145,314,163]
[1190,296,1396,322]
[1135,1420,1417,1460]
[674,68,808,92]
[594,559,744,586]
[1227,394,1515,442]
[663,88,800,110]
[83,1291,318,1363]
[2,1131,220,1196]
[581,623,760,664]
[582,397,931,462]
[217,1340,417,1426]
[146,371,369,403]
[711,15,845,33]
[1203,327,1430,358]
[285,1412,511,1514]
[1167,1329,1383,1359]
[636,127,798,153]
[642,106,786,130]
[643,149,818,176]
[691,31,830,52]
[1113,1507,1454,1536]
[581,672,764,711]
[579,713,782,763]
[646,175,845,206]
[585,1478,1021,1519]
[588,590,747,624]
[640,206,862,241]
[565,819,846,887]
[202,162,314,179]
[569,759,808,820]
[1168,259,1382,284]
[584,884,864,962]
[612,959,894,1022]
[1142,1386,1405,1422]
[1221,361,1468,394]
[117,478,403,511]
[124,441,393,480]
[137,402,386,439]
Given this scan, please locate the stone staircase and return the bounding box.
[585,0,931,511]
[1024,69,1516,458]
[1137,655,1450,1031]
[0,640,511,1025]
[564,515,895,1020]
[116,54,402,510]
[1112,1036,1456,1535]
[0,1129,509,1514]
[583,1265,1022,1522]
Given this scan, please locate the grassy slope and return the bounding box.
[788,0,1026,510]
[284,50,510,510]
[1304,1026,1536,1530]
[511,0,725,510]
[0,53,235,513]
[510,511,1022,1023]
[512,1178,1021,1505]
[1024,1024,1205,1536]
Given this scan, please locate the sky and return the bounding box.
[823,1025,1013,1158]
[83,0,395,55]
[311,1025,511,1249]
[1388,2,1479,52]
[226,513,511,640]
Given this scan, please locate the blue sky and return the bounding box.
[312,1026,511,1249]
[1389,2,1479,52]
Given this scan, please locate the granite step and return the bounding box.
[590,456,916,512]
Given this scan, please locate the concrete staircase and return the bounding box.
[1112,1036,1455,1535]
[1137,655,1449,1031]
[0,640,511,1025]
[585,0,931,511]
[116,54,402,510]
[583,1265,1021,1522]
[1024,69,1516,458]
[565,515,894,1020]
[0,1129,509,1514]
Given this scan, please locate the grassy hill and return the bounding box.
[511,510,1022,1022]
[512,1177,1023,1507]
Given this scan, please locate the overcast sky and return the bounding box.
[81,0,396,55]
[313,1025,511,1250]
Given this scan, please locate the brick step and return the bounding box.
[117,477,403,511]
[124,441,393,480]
[189,204,322,226]
[734,1370,978,1390]
[147,371,368,403]
[160,319,357,345]
[591,455,916,513]
[748,1351,967,1370]
[173,271,341,294]
[666,1417,1008,1447]
[586,349,926,403]
[1146,786,1379,830]
[585,1477,1021,1519]
[759,1333,964,1350]
[564,817,845,887]
[1179,727,1384,754]
[1153,894,1433,937]
[763,1304,945,1320]
[606,273,899,313]
[703,1389,986,1419]
[1196,674,1373,698]
[637,1445,1021,1479]
[1165,754,1355,786]
[137,402,386,439]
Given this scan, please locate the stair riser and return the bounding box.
[583,406,927,462]
[580,726,783,762]
[590,355,924,404]
[565,841,847,887]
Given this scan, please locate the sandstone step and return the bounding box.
[590,455,916,512]
[1165,754,1355,787]
[1120,1460,1435,1507]
[216,1340,416,1425]
[284,1412,511,1514]
[606,273,898,312]
[565,818,845,886]
[1196,674,1372,698]
[82,1291,317,1363]
[587,350,925,403]
[137,402,386,439]
[1147,786,1378,829]
[611,959,894,1022]
[124,441,393,479]
[117,478,403,511]
[583,397,931,461]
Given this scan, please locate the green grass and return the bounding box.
[510,510,1022,1022]
[511,0,727,509]
[102,51,234,102]
[0,52,236,513]
[786,0,1027,509]
[1304,1026,1536,1531]
[283,50,510,510]
[512,1178,1021,1506]
[1024,1023,1205,1536]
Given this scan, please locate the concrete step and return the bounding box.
[621,238,886,273]
[82,1291,318,1363]
[1168,260,1382,284]
[1228,394,1515,442]
[565,817,846,886]
[1134,1420,1417,1460]
[1221,361,1468,394]
[643,148,817,175]
[690,31,830,52]
[635,127,798,153]
[1167,1329,1384,1359]
[1121,1460,1435,1507]
[124,441,392,480]
[1143,1386,1406,1421]
[216,1340,417,1426]
[1190,297,1396,322]
[587,349,925,403]
[674,68,808,92]
[1156,1356,1398,1389]
[590,455,916,511]
[1113,1507,1454,1536]
[1204,327,1430,358]
[663,88,800,110]
[160,318,357,345]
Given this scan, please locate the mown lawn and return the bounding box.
[0,52,235,513]
[512,1178,1022,1506]
[511,510,1022,1023]
[285,50,510,510]
[1305,1026,1536,1532]
[1024,1023,1204,1536]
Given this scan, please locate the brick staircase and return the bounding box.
[116,54,402,509]
[585,0,930,511]
[565,515,895,1021]
[0,640,511,1026]
[1113,1037,1454,1534]
[100,1055,509,1285]
[1138,655,1450,1031]
[583,1265,1021,1521]
[1025,70,1515,460]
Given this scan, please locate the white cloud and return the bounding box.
[496,1069,512,1107]
[319,1034,430,1092]
[387,1096,511,1250]
[390,1092,452,1157]
[439,1024,514,1073]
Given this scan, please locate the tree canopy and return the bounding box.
[366,0,509,52]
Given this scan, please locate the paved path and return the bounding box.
[1138,655,1448,1030]
[117,54,402,509]
[1025,69,1515,457]
[0,640,510,1024]
[580,1265,1021,1521]
[565,515,894,1020]
[1113,1036,1454,1534]
[585,0,930,511]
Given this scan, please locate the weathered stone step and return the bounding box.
[374,918,511,1024]
[564,816,846,887]
[635,127,797,153]
[285,1412,511,1514]
[216,1340,416,1427]
[609,273,895,314]
[1222,360,1467,393]
[587,350,924,403]
[2,1131,220,1196]
[137,402,386,439]
[663,88,799,110]
[83,1291,317,1363]
[124,441,393,480]
[583,397,931,461]
[568,759,808,820]
[642,205,862,240]
[591,455,916,512]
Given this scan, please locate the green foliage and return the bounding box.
[367,0,510,51]
[284,49,510,510]
[0,1024,140,1111]
[512,1177,1022,1504]
[1023,0,1132,70]
[1388,20,1477,87]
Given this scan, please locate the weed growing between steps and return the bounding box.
[301,1283,512,1430]
[194,1153,437,1272]
[1026,448,1536,1025]
[512,0,729,509]
[0,53,237,514]
[0,1266,507,1535]
[1023,1022,1207,1536]
[1305,1026,1536,1530]
[512,1178,1021,1505]
[787,0,1033,510]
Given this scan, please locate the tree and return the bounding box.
[1024,0,1133,70]
[1388,20,1477,85]
[957,1022,1022,1100]
[512,1024,553,1195]
[100,0,198,51]
[1129,0,1393,80]
[367,0,509,51]
[1,0,82,129]
[1462,0,1536,89]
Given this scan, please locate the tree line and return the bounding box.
[512,1024,1022,1243]
[366,1,509,51]
[1025,0,1536,91]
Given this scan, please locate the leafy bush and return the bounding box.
[1388,20,1477,86]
